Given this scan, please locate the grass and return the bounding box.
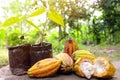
[94,52,120,61]
[0,48,8,67]
[109,54,120,61]
[94,52,105,57]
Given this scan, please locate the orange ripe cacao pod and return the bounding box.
[64,38,78,58]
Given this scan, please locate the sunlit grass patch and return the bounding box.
[109,54,120,61]
[94,52,105,57]
[94,52,120,61]
[0,48,8,67]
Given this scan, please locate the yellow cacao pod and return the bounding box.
[93,57,116,78]
[27,58,61,77]
[74,57,94,79]
[73,50,95,61]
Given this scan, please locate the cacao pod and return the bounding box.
[74,57,94,79]
[27,58,61,77]
[64,38,78,58]
[93,57,116,78]
[73,50,95,61]
[55,53,73,73]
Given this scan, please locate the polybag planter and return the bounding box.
[8,44,31,76]
[30,42,52,66]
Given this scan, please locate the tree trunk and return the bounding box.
[58,26,62,42]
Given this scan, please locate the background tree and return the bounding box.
[0,0,120,49]
[91,0,120,44]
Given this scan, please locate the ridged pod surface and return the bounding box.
[27,58,61,77]
[64,38,78,58]
[73,50,95,61]
[93,57,116,78]
[55,53,73,73]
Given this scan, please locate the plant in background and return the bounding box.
[2,0,64,46]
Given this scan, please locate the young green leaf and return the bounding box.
[25,20,40,30]
[48,8,64,26]
[2,16,20,27]
[28,7,46,17]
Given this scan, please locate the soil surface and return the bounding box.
[0,61,120,80]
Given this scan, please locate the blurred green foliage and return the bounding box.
[7,29,40,46]
[0,29,6,47]
[0,0,120,49]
